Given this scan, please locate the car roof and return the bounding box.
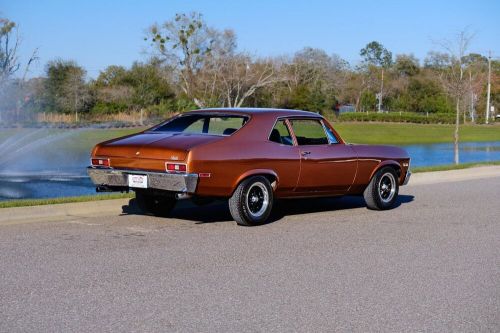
[184,107,322,118]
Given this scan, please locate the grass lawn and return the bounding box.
[0,192,133,209]
[333,123,500,145]
[411,161,500,173]
[2,122,499,147]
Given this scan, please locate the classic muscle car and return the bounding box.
[88,108,410,225]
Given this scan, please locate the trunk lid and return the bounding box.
[94,132,224,161]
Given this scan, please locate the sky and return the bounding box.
[2,0,499,79]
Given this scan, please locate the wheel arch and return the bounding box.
[232,169,279,194]
[369,160,402,182]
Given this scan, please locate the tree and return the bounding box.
[0,18,19,84]
[395,54,420,77]
[146,12,278,108]
[435,29,474,164]
[0,17,38,124]
[0,18,38,84]
[92,62,175,114]
[360,41,393,112]
[44,59,89,120]
[424,51,452,69]
[146,12,217,106]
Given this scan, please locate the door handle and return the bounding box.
[301,151,311,156]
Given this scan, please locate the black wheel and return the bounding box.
[229,176,274,226]
[363,167,399,210]
[135,191,176,217]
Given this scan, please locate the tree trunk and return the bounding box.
[454,98,460,165]
[378,68,384,112]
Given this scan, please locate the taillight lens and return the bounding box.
[166,163,187,173]
[91,158,110,167]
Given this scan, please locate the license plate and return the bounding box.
[128,174,148,188]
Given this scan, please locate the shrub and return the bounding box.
[334,111,459,124]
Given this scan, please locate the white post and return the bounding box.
[485,51,491,124]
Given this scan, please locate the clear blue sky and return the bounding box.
[2,0,499,78]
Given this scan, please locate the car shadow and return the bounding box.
[121,194,415,225]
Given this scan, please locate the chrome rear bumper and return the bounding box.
[402,170,411,185]
[87,167,198,193]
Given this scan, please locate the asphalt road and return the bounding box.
[1,176,499,332]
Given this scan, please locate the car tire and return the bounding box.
[229,176,274,226]
[363,166,399,210]
[135,191,176,217]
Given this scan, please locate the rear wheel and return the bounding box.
[363,167,399,210]
[135,191,176,217]
[229,176,274,226]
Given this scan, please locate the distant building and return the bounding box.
[333,103,356,117]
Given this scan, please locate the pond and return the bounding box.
[404,141,500,167]
[0,128,499,201]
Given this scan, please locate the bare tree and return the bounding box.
[147,12,278,108]
[435,29,474,164]
[0,18,20,84]
[218,55,277,107]
[0,18,39,123]
[146,12,218,107]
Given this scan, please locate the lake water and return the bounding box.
[0,133,499,201]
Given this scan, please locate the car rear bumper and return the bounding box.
[87,167,198,193]
[402,170,411,185]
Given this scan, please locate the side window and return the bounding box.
[290,119,329,145]
[323,123,339,144]
[184,118,204,134]
[269,120,293,146]
[208,117,246,135]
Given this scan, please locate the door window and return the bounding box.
[290,119,329,145]
[269,120,293,146]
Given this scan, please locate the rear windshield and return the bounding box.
[152,114,249,136]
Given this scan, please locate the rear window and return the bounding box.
[152,114,248,136]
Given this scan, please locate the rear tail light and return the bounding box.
[91,158,110,168]
[166,162,187,173]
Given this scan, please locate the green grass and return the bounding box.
[0,192,133,209]
[333,123,500,145]
[412,161,500,173]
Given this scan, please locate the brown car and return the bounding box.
[88,108,410,225]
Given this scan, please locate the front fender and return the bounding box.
[369,160,402,182]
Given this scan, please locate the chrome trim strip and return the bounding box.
[87,167,199,193]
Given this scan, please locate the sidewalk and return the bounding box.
[409,165,500,185]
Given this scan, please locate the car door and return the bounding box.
[289,118,357,194]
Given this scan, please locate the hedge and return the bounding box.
[334,112,459,124]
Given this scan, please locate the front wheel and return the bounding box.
[229,176,274,226]
[135,191,176,217]
[363,167,399,210]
